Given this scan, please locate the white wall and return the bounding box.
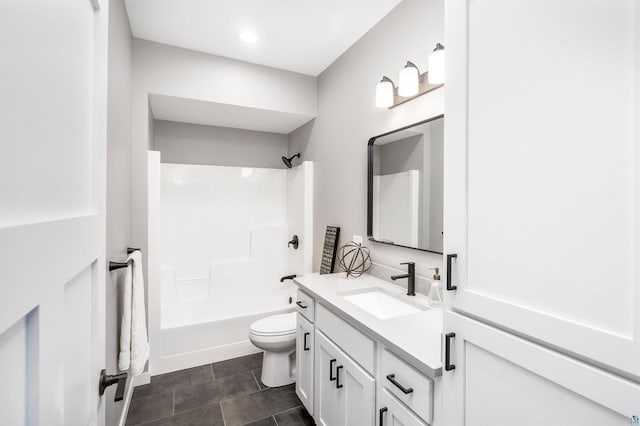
[131,39,318,290]
[106,0,133,423]
[153,120,288,168]
[288,0,444,284]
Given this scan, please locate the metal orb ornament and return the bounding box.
[338,241,372,278]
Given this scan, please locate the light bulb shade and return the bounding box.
[376,77,394,108]
[428,44,445,84]
[398,62,420,97]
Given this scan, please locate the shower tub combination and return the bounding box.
[147,156,313,375]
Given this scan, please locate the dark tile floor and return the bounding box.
[126,353,315,426]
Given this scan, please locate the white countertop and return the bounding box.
[294,272,443,378]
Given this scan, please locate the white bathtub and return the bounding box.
[153,272,296,375]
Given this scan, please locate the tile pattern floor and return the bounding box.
[126,353,315,426]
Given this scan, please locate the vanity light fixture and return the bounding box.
[375,43,445,109]
[398,61,420,97]
[428,43,445,84]
[375,76,395,108]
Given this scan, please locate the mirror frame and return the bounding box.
[367,114,445,254]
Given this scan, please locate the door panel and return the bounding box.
[442,311,640,426]
[444,0,640,375]
[341,354,375,426]
[315,331,341,426]
[0,0,108,424]
[296,313,314,415]
[378,388,428,426]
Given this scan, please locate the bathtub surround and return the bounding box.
[287,0,445,283]
[148,161,313,375]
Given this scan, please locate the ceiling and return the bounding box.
[125,0,403,76]
[149,94,314,134]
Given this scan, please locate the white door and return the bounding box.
[0,0,109,424]
[444,0,640,376]
[442,311,640,425]
[378,388,427,426]
[296,313,314,415]
[315,331,342,426]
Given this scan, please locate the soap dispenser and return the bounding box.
[428,267,443,307]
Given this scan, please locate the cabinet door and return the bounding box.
[444,0,640,376]
[315,330,376,426]
[378,388,428,426]
[315,331,342,426]
[442,311,640,426]
[296,313,314,415]
[338,341,375,426]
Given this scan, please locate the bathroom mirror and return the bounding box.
[367,114,444,253]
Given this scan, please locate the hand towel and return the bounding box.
[118,250,150,374]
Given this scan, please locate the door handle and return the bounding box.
[386,374,414,394]
[445,332,456,371]
[329,359,337,381]
[336,365,344,389]
[296,301,307,309]
[303,332,310,351]
[99,369,127,402]
[379,407,388,425]
[446,254,457,291]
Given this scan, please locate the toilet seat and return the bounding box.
[250,312,296,336]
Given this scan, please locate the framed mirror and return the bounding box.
[367,114,444,254]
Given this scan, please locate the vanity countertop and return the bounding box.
[293,272,443,378]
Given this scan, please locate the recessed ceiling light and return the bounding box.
[240,30,258,43]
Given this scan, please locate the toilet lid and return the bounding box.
[250,312,296,336]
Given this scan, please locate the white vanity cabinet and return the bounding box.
[315,330,375,426]
[378,388,428,426]
[296,313,314,415]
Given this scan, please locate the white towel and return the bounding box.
[118,250,150,374]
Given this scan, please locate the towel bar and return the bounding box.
[109,247,141,271]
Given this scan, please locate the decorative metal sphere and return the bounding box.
[338,241,372,278]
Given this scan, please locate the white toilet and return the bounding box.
[249,312,297,387]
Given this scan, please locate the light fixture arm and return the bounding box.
[380,76,395,87]
[404,61,420,75]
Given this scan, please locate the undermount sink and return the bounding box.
[340,288,426,320]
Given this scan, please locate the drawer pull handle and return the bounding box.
[296,301,308,309]
[329,359,337,381]
[386,374,413,394]
[336,365,344,389]
[446,254,457,291]
[303,332,310,351]
[445,332,456,371]
[379,407,388,425]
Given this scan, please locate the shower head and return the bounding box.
[282,153,301,169]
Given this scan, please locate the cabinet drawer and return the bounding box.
[378,388,428,426]
[380,348,433,423]
[316,303,375,374]
[296,289,314,322]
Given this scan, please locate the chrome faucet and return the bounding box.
[391,262,416,296]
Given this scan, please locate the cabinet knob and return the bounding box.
[386,374,414,394]
[329,359,337,381]
[336,365,344,389]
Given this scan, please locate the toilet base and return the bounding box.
[261,349,296,387]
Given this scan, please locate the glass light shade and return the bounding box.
[376,78,394,108]
[428,44,445,84]
[398,62,420,97]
